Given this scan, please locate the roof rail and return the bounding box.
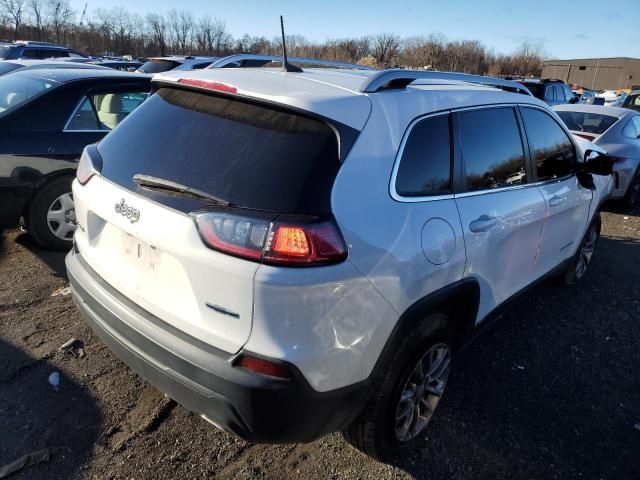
[359,69,533,95]
[209,54,374,71]
[13,40,65,47]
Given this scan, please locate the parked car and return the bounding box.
[0,59,111,76]
[135,56,219,73]
[595,90,621,107]
[579,90,596,104]
[66,67,612,460]
[0,68,151,248]
[620,90,640,112]
[554,104,640,208]
[0,41,90,60]
[518,78,576,105]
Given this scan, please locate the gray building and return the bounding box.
[541,57,640,90]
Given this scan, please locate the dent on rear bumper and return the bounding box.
[248,259,399,392]
[66,249,370,443]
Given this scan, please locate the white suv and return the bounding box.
[66,67,613,460]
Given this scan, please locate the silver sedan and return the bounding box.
[553,104,640,208]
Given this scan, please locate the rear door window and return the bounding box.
[455,107,527,191]
[395,114,451,196]
[544,86,555,103]
[97,88,346,215]
[66,90,148,131]
[521,107,576,181]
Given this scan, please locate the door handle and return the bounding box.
[469,215,497,233]
[549,195,564,207]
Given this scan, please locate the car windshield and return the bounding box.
[137,59,180,73]
[0,73,60,116]
[556,111,619,135]
[0,62,22,76]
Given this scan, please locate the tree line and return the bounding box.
[0,1,544,77]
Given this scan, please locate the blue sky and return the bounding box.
[70,0,638,59]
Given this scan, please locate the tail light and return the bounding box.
[76,145,102,185]
[193,210,347,267]
[574,133,596,141]
[608,156,627,163]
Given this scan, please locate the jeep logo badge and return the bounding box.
[115,199,140,223]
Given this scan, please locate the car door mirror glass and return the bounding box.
[582,149,613,175]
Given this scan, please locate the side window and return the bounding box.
[521,107,576,181]
[622,116,640,139]
[21,49,39,59]
[66,96,101,131]
[563,86,573,102]
[456,107,527,191]
[67,91,148,131]
[45,49,69,58]
[395,114,451,196]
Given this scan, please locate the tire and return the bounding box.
[343,313,452,461]
[563,213,601,285]
[26,176,76,250]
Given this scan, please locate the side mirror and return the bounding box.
[582,149,613,175]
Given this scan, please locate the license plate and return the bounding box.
[121,233,161,274]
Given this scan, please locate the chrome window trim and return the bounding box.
[389,110,455,203]
[63,95,103,133]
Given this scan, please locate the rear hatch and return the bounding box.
[73,84,354,353]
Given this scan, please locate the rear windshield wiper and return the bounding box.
[132,174,231,206]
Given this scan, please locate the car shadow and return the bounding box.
[386,235,640,479]
[0,338,103,479]
[13,232,69,280]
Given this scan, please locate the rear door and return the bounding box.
[520,106,592,280]
[453,106,547,322]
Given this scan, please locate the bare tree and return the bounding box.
[47,0,73,44]
[196,16,229,55]
[370,33,400,66]
[28,0,47,40]
[146,13,167,56]
[95,6,138,55]
[1,0,24,40]
[168,9,194,54]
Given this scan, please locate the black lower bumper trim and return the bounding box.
[66,249,370,443]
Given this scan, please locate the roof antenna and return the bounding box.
[280,15,302,73]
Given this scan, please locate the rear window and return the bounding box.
[0,62,21,76]
[0,73,59,116]
[97,87,343,214]
[556,111,618,134]
[0,46,11,59]
[522,83,543,99]
[137,60,180,73]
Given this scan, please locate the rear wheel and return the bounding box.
[27,177,76,250]
[564,213,601,285]
[343,313,451,461]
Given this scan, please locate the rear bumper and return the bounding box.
[66,247,369,443]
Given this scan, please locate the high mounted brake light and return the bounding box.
[177,78,237,94]
[193,211,347,267]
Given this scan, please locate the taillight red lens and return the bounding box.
[178,78,237,94]
[574,133,596,141]
[608,156,627,163]
[263,222,347,266]
[193,211,347,266]
[237,355,290,380]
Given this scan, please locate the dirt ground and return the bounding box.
[1,204,639,480]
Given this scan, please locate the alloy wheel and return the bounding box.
[394,343,451,442]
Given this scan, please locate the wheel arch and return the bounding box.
[22,169,77,221]
[369,278,480,385]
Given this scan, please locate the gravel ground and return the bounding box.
[0,205,639,480]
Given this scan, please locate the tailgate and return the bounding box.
[72,176,257,354]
